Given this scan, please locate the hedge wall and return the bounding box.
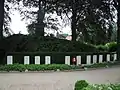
[0,34,97,52]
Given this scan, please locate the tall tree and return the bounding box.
[0,0,21,39]
[114,0,120,61]
[0,0,5,39]
[117,0,120,61]
[21,0,116,42]
[53,0,116,42]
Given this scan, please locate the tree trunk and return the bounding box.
[117,0,120,61]
[0,0,4,39]
[71,0,77,41]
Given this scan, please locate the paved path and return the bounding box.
[0,67,120,90]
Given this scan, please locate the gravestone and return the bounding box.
[114,54,117,61]
[93,55,97,64]
[107,54,110,62]
[65,56,70,65]
[99,55,103,63]
[7,56,13,65]
[24,56,30,64]
[76,56,81,65]
[45,56,51,64]
[35,56,40,64]
[87,55,91,65]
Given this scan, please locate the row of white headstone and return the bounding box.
[7,54,117,65]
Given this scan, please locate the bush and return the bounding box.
[0,64,72,72]
[74,80,89,90]
[74,80,120,90]
[96,45,108,51]
[0,34,97,52]
[96,42,117,52]
[85,84,120,90]
[0,62,119,72]
[1,64,26,72]
[105,42,117,52]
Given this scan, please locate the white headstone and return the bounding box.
[87,55,91,65]
[7,56,13,65]
[76,56,81,65]
[114,54,117,61]
[93,55,97,64]
[45,56,51,64]
[65,56,70,65]
[35,56,40,64]
[107,54,110,62]
[24,56,30,64]
[99,55,103,63]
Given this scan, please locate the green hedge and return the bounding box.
[105,42,117,52]
[96,42,117,52]
[0,34,97,52]
[0,64,72,72]
[74,80,120,90]
[0,62,119,72]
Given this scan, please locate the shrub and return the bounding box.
[0,34,97,52]
[84,84,120,90]
[75,81,120,90]
[105,42,117,52]
[96,45,108,51]
[0,64,72,71]
[74,80,89,90]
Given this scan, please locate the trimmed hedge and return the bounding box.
[0,64,72,72]
[105,42,117,52]
[75,80,120,90]
[0,62,119,72]
[0,34,97,52]
[96,42,117,52]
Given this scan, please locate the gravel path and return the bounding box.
[0,67,120,90]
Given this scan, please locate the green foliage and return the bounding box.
[96,45,108,51]
[0,62,119,72]
[0,64,26,72]
[105,42,117,52]
[85,61,120,68]
[84,84,120,90]
[74,81,120,90]
[0,34,97,52]
[0,64,72,72]
[96,42,117,52]
[75,80,89,90]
